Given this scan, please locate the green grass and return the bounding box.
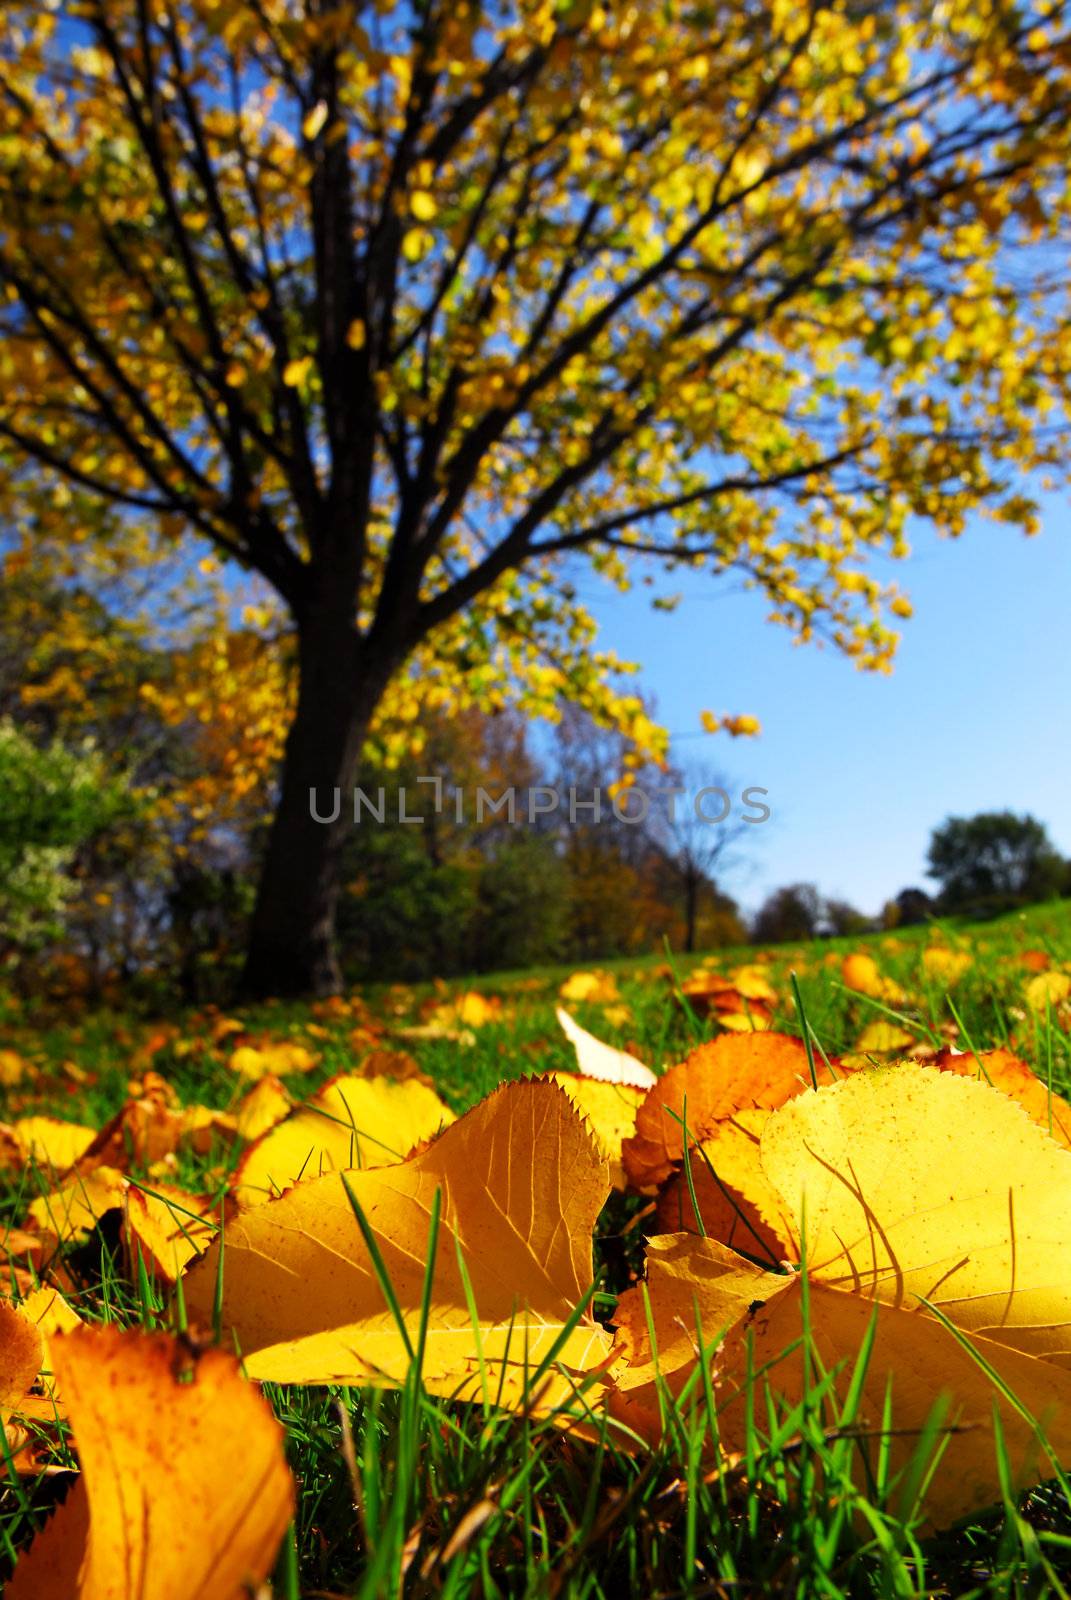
[3,900,1071,1596]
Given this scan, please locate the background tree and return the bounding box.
[752,883,823,945]
[822,897,874,937]
[0,719,134,958]
[3,1,1071,994]
[926,811,1068,914]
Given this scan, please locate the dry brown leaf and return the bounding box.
[185,1078,613,1409]
[6,1327,294,1599]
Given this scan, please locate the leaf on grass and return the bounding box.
[7,1327,293,1599]
[555,1006,656,1088]
[760,1066,1071,1361]
[124,1185,219,1281]
[547,1072,647,1188]
[921,946,972,985]
[1025,970,1071,1011]
[0,1300,43,1411]
[653,1110,791,1265]
[932,1045,1071,1148]
[27,1167,127,1244]
[614,1231,1071,1529]
[841,952,905,1003]
[621,1033,837,1191]
[233,1074,292,1142]
[4,1117,96,1177]
[559,970,620,1005]
[853,1020,917,1054]
[231,1072,456,1207]
[185,1078,613,1409]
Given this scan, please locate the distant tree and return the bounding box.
[926,812,1066,914]
[823,898,873,937]
[645,766,752,953]
[752,883,822,945]
[891,886,934,927]
[0,720,134,952]
[471,835,568,974]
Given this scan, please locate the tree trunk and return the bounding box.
[241,625,382,999]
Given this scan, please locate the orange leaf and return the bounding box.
[7,1327,293,1599]
[621,1033,837,1191]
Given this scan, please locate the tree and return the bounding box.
[822,898,873,937]
[883,886,934,928]
[2,4,1071,995]
[645,764,753,952]
[926,811,1067,913]
[0,719,134,953]
[752,883,822,945]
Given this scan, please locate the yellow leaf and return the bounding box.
[612,1235,1071,1529]
[302,100,328,140]
[1025,970,1071,1011]
[853,1019,916,1053]
[409,189,437,221]
[232,1072,455,1207]
[932,1045,1071,1148]
[548,1072,646,1188]
[345,318,367,350]
[7,1327,293,1599]
[185,1079,613,1407]
[9,1117,96,1176]
[760,1065,1071,1362]
[559,970,620,1005]
[653,1109,791,1266]
[922,945,972,984]
[234,1074,292,1142]
[841,951,905,1003]
[27,1167,127,1244]
[124,1184,218,1282]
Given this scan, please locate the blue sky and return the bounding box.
[580,498,1071,918]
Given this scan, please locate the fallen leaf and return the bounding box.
[547,1072,647,1188]
[27,1168,127,1244]
[232,1073,456,1207]
[653,1110,791,1266]
[8,1117,96,1176]
[760,1065,1071,1362]
[233,1075,292,1142]
[556,1007,656,1088]
[841,952,905,1004]
[853,1020,917,1054]
[7,1327,294,1599]
[185,1078,613,1409]
[124,1185,219,1281]
[921,946,972,985]
[622,1033,838,1191]
[559,970,620,1005]
[932,1045,1071,1148]
[1025,970,1071,1011]
[612,1233,1071,1529]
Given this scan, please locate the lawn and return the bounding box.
[3,901,1071,1597]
